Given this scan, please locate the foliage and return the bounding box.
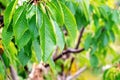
[0,0,120,79]
[103,66,120,80]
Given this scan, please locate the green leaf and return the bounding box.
[94,28,102,39]
[2,27,13,46]
[1,53,10,68]
[91,4,100,17]
[93,14,99,27]
[0,0,10,7]
[40,14,56,62]
[48,58,56,74]
[90,54,98,67]
[66,1,76,15]
[36,6,43,29]
[47,2,64,26]
[53,21,65,51]
[75,10,88,30]
[24,41,32,56]
[79,0,90,21]
[0,61,5,80]
[84,34,92,50]
[103,33,109,46]
[7,41,17,55]
[112,10,119,24]
[61,3,77,45]
[13,5,25,27]
[28,15,39,40]
[13,6,28,40]
[109,30,115,42]
[26,5,36,19]
[32,39,42,62]
[16,30,31,49]
[90,44,97,55]
[18,46,31,66]
[99,5,110,21]
[4,0,18,28]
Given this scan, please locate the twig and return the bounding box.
[10,65,18,80]
[68,57,74,74]
[45,48,85,67]
[54,48,85,62]
[66,66,87,80]
[75,27,85,49]
[68,27,85,74]
[53,27,85,63]
[45,27,85,67]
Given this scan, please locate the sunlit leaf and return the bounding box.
[112,10,120,24]
[61,3,77,45]
[32,39,42,62]
[28,15,39,40]
[48,58,56,74]
[53,21,65,51]
[4,0,18,29]
[47,2,64,26]
[18,45,32,66]
[1,53,10,68]
[36,6,43,29]
[13,6,28,40]
[40,14,56,62]
[79,0,90,21]
[0,61,5,80]
[2,27,13,46]
[16,30,31,49]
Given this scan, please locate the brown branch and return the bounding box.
[66,66,87,80]
[45,48,85,67]
[10,65,18,80]
[75,27,85,49]
[45,27,85,67]
[68,27,85,72]
[68,57,74,73]
[54,48,85,62]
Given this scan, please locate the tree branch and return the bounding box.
[68,57,74,73]
[45,27,85,67]
[66,66,87,80]
[75,27,85,49]
[54,48,85,62]
[10,65,18,80]
[45,48,85,67]
[68,27,85,72]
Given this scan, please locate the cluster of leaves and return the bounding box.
[103,65,120,80]
[0,0,120,79]
[1,0,77,79]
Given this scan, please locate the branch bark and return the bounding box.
[75,27,85,49]
[54,27,85,62]
[66,66,87,80]
[45,48,85,67]
[54,48,85,62]
[45,27,85,67]
[68,27,85,71]
[10,65,18,80]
